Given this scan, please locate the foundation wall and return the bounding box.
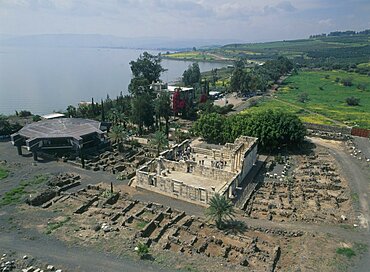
[136,136,258,206]
[136,174,216,206]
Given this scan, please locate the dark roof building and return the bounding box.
[11,118,107,159]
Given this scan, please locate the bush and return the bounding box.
[297,92,309,103]
[336,247,356,258]
[357,83,367,91]
[18,110,32,117]
[341,78,353,87]
[32,115,42,122]
[135,242,149,259]
[346,96,360,106]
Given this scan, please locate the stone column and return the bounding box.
[231,154,235,172]
[32,151,38,161]
[16,145,22,155]
[157,158,161,175]
[229,185,233,199]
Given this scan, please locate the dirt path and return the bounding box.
[0,230,169,272]
[307,137,370,272]
[308,137,369,230]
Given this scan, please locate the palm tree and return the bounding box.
[206,193,235,229]
[151,131,168,156]
[108,125,127,152]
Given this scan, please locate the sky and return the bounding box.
[1,0,370,43]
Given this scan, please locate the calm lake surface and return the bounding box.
[0,47,227,115]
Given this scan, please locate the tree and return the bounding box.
[128,76,151,96]
[66,105,77,118]
[346,96,360,106]
[193,110,306,151]
[108,125,127,152]
[0,115,12,135]
[154,92,172,136]
[131,93,154,135]
[192,113,225,144]
[182,63,201,86]
[135,242,149,259]
[230,64,246,93]
[151,131,168,155]
[172,89,186,116]
[129,52,165,84]
[206,194,235,229]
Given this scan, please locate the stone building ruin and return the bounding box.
[136,136,258,206]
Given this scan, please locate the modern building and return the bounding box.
[136,136,258,206]
[11,118,107,160]
[151,82,195,112]
[41,113,66,120]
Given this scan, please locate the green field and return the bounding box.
[243,70,370,128]
[242,97,337,126]
[163,51,219,61]
[166,34,370,66]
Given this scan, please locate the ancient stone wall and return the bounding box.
[136,174,216,206]
[304,122,351,134]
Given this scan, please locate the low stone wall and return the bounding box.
[136,173,216,206]
[304,122,351,134]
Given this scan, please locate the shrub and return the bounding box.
[346,96,360,106]
[297,92,309,103]
[19,110,32,117]
[341,78,353,87]
[135,242,149,259]
[357,83,367,91]
[336,247,356,258]
[32,115,42,122]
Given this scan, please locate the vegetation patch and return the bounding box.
[0,174,49,207]
[0,166,9,180]
[45,216,71,234]
[242,70,370,128]
[163,51,219,61]
[136,220,149,230]
[336,247,356,258]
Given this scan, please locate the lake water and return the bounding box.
[0,47,226,115]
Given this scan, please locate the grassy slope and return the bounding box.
[242,70,370,128]
[165,34,370,62]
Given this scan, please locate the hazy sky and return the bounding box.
[1,0,370,42]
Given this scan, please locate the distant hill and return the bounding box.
[0,34,240,50]
[165,31,370,68]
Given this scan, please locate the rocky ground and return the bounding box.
[0,137,369,271]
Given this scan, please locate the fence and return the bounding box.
[351,128,370,138]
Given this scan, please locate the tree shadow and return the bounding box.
[140,253,155,261]
[224,219,247,235]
